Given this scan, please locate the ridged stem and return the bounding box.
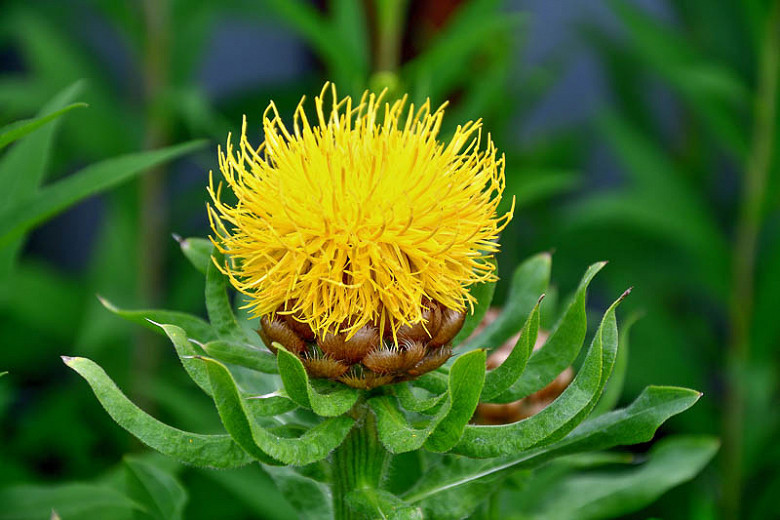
[331,402,391,520]
[723,3,779,519]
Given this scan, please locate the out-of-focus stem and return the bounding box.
[723,3,779,519]
[133,0,171,411]
[374,0,409,73]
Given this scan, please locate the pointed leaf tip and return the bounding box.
[171,233,183,243]
[95,294,117,311]
[61,356,75,364]
[619,287,633,301]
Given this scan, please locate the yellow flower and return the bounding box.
[208,83,513,340]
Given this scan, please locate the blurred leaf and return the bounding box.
[0,82,82,283]
[461,252,551,352]
[201,356,354,465]
[347,488,423,520]
[569,113,729,297]
[610,0,749,157]
[519,436,719,520]
[265,466,333,520]
[0,140,206,246]
[0,483,142,520]
[405,0,522,103]
[198,466,297,520]
[275,344,359,416]
[0,102,87,150]
[63,356,253,469]
[123,456,187,520]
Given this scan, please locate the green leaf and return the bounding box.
[245,393,298,417]
[123,456,188,520]
[425,349,487,452]
[175,235,213,274]
[0,82,83,283]
[452,257,498,345]
[347,489,424,520]
[265,466,333,520]
[0,484,144,520]
[157,323,212,396]
[200,357,354,466]
[520,436,719,520]
[0,102,87,150]
[592,311,641,416]
[98,296,216,343]
[275,344,359,417]
[395,383,447,414]
[63,356,253,469]
[460,253,551,352]
[480,299,540,401]
[207,250,253,343]
[492,262,606,402]
[201,339,278,374]
[0,140,206,245]
[371,350,486,453]
[455,291,624,457]
[402,386,702,515]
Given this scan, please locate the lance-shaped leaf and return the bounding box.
[0,102,87,150]
[480,298,541,401]
[98,296,216,343]
[460,253,551,352]
[123,456,188,520]
[201,339,278,374]
[347,489,424,520]
[455,292,623,458]
[395,383,447,414]
[265,466,333,520]
[200,357,354,466]
[157,323,211,396]
[0,483,145,520]
[62,356,253,469]
[275,344,359,417]
[245,393,298,417]
[206,251,252,343]
[517,435,718,520]
[174,235,213,274]
[0,141,206,245]
[491,262,607,403]
[370,350,486,454]
[592,310,641,416]
[425,349,486,452]
[452,257,497,345]
[402,386,702,517]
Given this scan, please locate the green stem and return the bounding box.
[331,402,391,520]
[374,0,410,73]
[132,0,171,412]
[723,3,779,519]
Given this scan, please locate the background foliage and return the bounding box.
[0,0,777,519]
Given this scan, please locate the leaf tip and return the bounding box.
[172,233,183,244]
[96,294,116,311]
[619,287,633,301]
[61,355,77,365]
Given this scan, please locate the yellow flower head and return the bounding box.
[208,83,513,338]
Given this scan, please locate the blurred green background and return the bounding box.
[0,0,777,519]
